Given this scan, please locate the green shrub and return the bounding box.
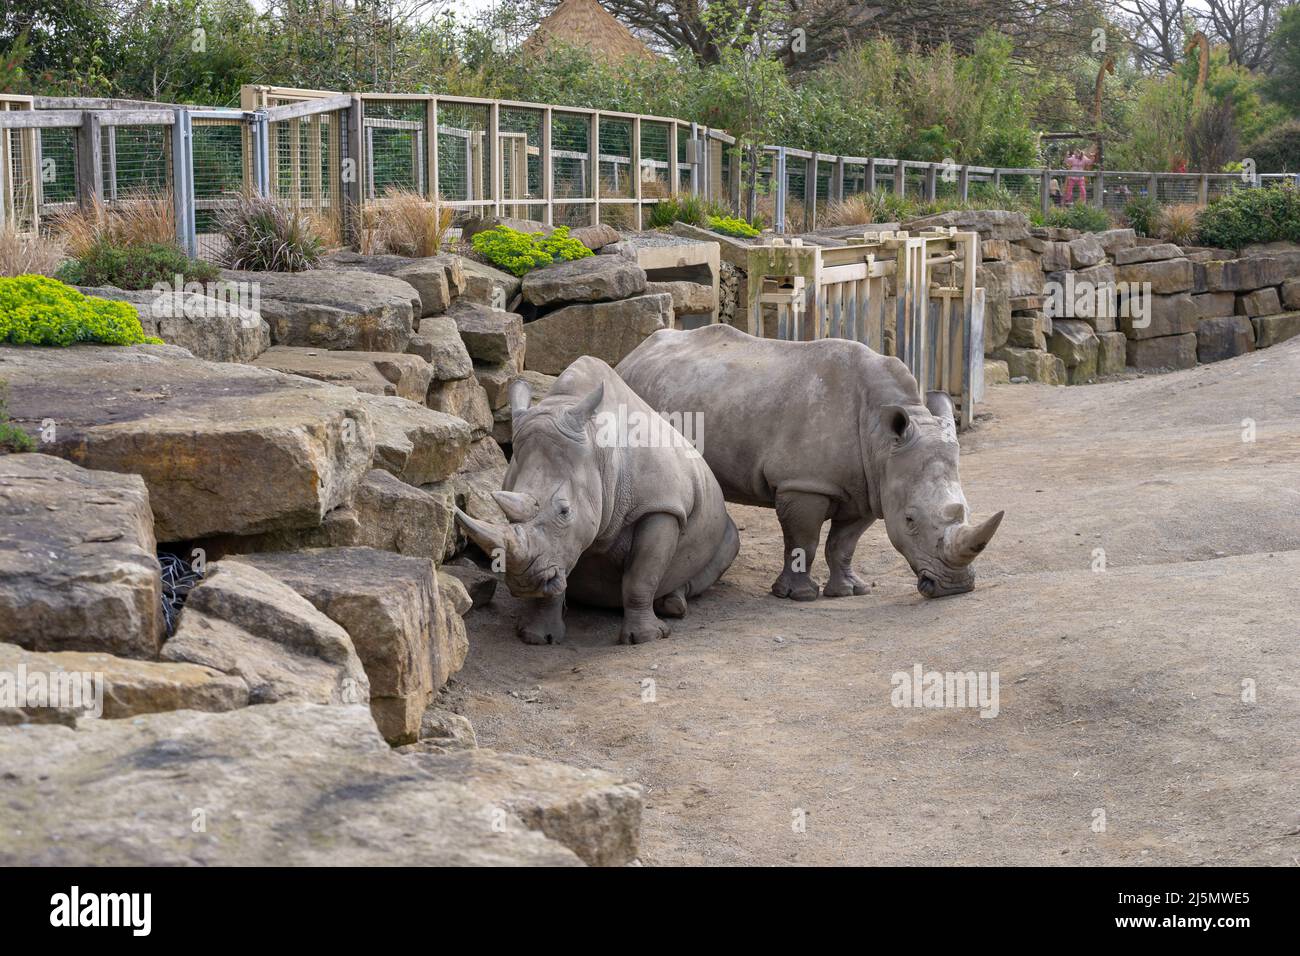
[218,195,325,272]
[56,240,218,290]
[0,275,161,347]
[1196,183,1300,250]
[647,194,708,229]
[1123,196,1163,238]
[471,225,593,277]
[707,214,760,238]
[1040,202,1112,233]
[1245,121,1300,173]
[0,382,34,453]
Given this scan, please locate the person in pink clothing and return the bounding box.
[1063,148,1089,204]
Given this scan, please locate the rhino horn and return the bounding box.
[508,378,533,424]
[559,382,605,439]
[925,390,955,423]
[948,510,1004,565]
[493,490,539,523]
[454,506,508,555]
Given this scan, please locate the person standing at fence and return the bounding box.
[1063,148,1088,205]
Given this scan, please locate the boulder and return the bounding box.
[521,256,647,308]
[1120,292,1198,340]
[1235,287,1282,317]
[442,561,498,609]
[324,252,466,313]
[80,286,269,363]
[905,209,1031,241]
[405,748,643,866]
[475,362,516,410]
[1096,331,1128,376]
[459,258,522,308]
[994,347,1065,385]
[983,358,1010,385]
[451,436,509,535]
[1066,234,1105,269]
[0,346,374,542]
[980,238,1011,261]
[1009,312,1048,350]
[0,702,585,865]
[252,346,434,403]
[165,560,370,706]
[1039,241,1070,273]
[981,259,1043,298]
[645,280,716,317]
[427,376,494,439]
[1251,311,1300,348]
[408,315,474,382]
[222,268,417,353]
[978,264,1012,350]
[1116,258,1194,294]
[1203,254,1300,292]
[0,454,162,657]
[569,223,622,251]
[1126,332,1197,370]
[360,394,472,485]
[0,640,246,724]
[1112,244,1184,265]
[234,548,452,745]
[448,300,525,367]
[1096,228,1137,257]
[1283,279,1300,311]
[1196,316,1256,363]
[522,293,672,375]
[436,575,472,688]
[1191,291,1236,319]
[1047,319,1099,384]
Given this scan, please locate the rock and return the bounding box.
[461,215,552,244]
[1191,292,1236,319]
[165,560,370,706]
[1126,333,1197,369]
[1096,229,1137,256]
[252,346,433,403]
[406,748,642,866]
[0,641,246,724]
[645,280,715,317]
[981,259,1043,298]
[1240,240,1300,257]
[1,346,374,542]
[905,209,1031,241]
[1009,312,1048,350]
[459,258,522,308]
[521,256,647,307]
[234,548,451,745]
[442,561,498,609]
[427,376,493,438]
[983,359,1010,385]
[1116,258,1194,294]
[451,436,509,535]
[360,394,472,485]
[994,347,1065,385]
[523,293,672,375]
[1236,287,1282,316]
[475,362,516,410]
[1040,241,1070,273]
[1282,279,1300,311]
[222,268,417,353]
[448,300,525,368]
[568,223,621,251]
[0,702,584,865]
[1047,319,1099,383]
[1203,254,1300,292]
[1096,331,1128,375]
[324,250,465,304]
[1066,234,1105,269]
[393,704,478,753]
[1120,292,1198,340]
[0,455,162,657]
[1032,226,1080,241]
[409,315,473,382]
[1196,316,1256,363]
[1251,311,1300,348]
[1009,294,1046,311]
[1113,244,1184,265]
[80,286,269,363]
[980,238,1011,261]
[436,575,471,687]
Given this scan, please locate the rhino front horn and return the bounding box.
[454,506,508,555]
[949,510,1004,565]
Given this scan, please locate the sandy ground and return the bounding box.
[449,338,1300,865]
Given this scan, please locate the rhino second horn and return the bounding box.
[454,506,507,555]
[508,378,533,423]
[560,382,605,438]
[493,490,539,522]
[948,510,1004,565]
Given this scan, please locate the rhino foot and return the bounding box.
[654,588,688,619]
[517,622,565,645]
[772,572,820,602]
[823,572,870,598]
[618,612,671,645]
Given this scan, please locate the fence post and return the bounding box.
[865,158,876,193]
[343,94,364,246]
[775,147,787,235]
[1148,171,1158,200]
[75,111,103,207]
[171,109,197,258]
[425,97,438,205]
[1198,173,1208,205]
[894,161,905,197]
[832,157,845,202]
[1039,169,1050,216]
[925,163,937,201]
[590,112,601,225]
[667,122,678,199]
[994,168,1002,189]
[489,101,501,217]
[689,121,700,196]
[729,145,741,215]
[632,116,642,229]
[540,106,552,226]
[958,165,969,202]
[805,154,817,232]
[1094,169,1105,208]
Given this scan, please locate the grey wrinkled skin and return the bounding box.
[456,356,738,645]
[617,325,1003,601]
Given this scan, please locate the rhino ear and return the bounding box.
[882,404,912,441]
[559,382,604,439]
[925,390,955,424]
[508,379,533,424]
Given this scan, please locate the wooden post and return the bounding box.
[426,96,438,203]
[865,158,876,194]
[1040,169,1050,216]
[590,111,600,225]
[805,155,817,232]
[1094,169,1105,208]
[958,165,969,202]
[75,111,103,207]
[541,107,552,226]
[894,161,905,197]
[631,116,642,230]
[667,122,678,198]
[1148,171,1158,201]
[1198,173,1209,206]
[925,164,937,201]
[833,157,845,202]
[344,94,363,246]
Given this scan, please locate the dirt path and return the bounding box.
[450,339,1300,865]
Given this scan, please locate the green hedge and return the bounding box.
[0,275,161,347]
[1196,183,1300,250]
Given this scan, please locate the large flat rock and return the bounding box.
[252,345,433,403]
[0,454,162,657]
[0,345,375,542]
[408,315,473,381]
[523,293,672,375]
[79,286,270,363]
[222,268,418,352]
[521,256,646,307]
[0,703,582,865]
[447,301,525,367]
[359,394,471,485]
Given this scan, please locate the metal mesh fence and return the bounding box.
[365,99,426,199]
[102,124,170,200]
[599,116,634,199]
[192,117,247,261]
[265,107,344,255]
[498,105,543,217]
[437,100,490,206]
[38,127,77,214]
[640,120,670,200]
[2,126,41,230]
[677,124,691,193]
[552,111,590,202]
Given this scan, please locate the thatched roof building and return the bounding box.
[522,0,656,65]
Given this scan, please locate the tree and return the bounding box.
[1264,5,1300,113]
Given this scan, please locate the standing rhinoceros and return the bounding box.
[616,324,1002,601]
[455,355,739,645]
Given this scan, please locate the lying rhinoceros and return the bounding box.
[455,355,739,645]
[617,324,1002,601]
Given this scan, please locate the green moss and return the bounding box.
[0,275,162,347]
[471,225,593,277]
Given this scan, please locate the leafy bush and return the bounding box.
[0,275,162,347]
[1245,121,1300,173]
[1123,196,1163,238]
[471,225,593,277]
[0,382,34,453]
[217,195,325,272]
[1039,202,1112,233]
[362,188,453,257]
[0,224,66,278]
[55,240,218,290]
[53,193,176,260]
[1196,183,1300,250]
[707,214,760,238]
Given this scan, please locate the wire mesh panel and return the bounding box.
[38,127,78,213]
[785,155,807,230]
[997,172,1038,209]
[102,124,170,200]
[437,100,491,206]
[1100,173,1151,212]
[708,136,725,203]
[1207,175,1251,204]
[843,162,867,197]
[599,201,636,229]
[269,108,343,246]
[551,110,590,203]
[639,120,670,200]
[2,126,41,230]
[1156,175,1200,205]
[815,160,832,220]
[598,117,634,199]
[498,105,543,218]
[365,99,426,199]
[192,117,247,261]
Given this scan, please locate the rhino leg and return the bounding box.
[618,512,677,645]
[823,516,874,597]
[772,490,829,601]
[516,593,566,645]
[654,587,688,618]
